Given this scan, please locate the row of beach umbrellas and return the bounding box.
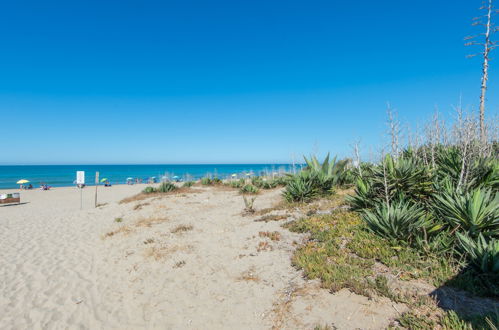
[14,173,258,187]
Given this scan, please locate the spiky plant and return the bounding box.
[143,186,156,194]
[182,181,195,187]
[303,153,353,186]
[240,184,259,195]
[457,233,499,274]
[346,178,379,211]
[283,172,319,203]
[433,188,499,238]
[361,200,433,242]
[201,177,212,185]
[157,182,176,193]
[242,195,257,214]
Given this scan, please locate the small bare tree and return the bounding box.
[386,102,401,159]
[351,140,363,178]
[465,0,497,146]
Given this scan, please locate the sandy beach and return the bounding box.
[0,184,403,329]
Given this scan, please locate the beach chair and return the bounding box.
[0,193,21,205]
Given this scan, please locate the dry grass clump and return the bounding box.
[136,217,168,228]
[257,241,273,252]
[104,225,133,238]
[171,224,194,234]
[255,214,288,222]
[104,216,167,239]
[173,260,186,268]
[120,187,202,204]
[143,238,154,244]
[259,231,281,241]
[144,244,193,261]
[237,267,260,282]
[133,202,150,210]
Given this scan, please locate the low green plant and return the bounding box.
[228,180,243,188]
[457,233,499,274]
[242,195,257,213]
[433,188,499,238]
[360,200,434,243]
[282,172,319,203]
[157,182,176,193]
[240,184,259,195]
[143,186,156,194]
[182,181,195,187]
[201,177,212,185]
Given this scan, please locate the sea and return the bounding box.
[0,164,299,189]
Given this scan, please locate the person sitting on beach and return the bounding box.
[28,184,33,190]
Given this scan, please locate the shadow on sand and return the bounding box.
[0,202,30,207]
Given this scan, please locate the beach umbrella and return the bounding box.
[231,174,237,177]
[17,179,29,184]
[100,178,108,182]
[173,176,179,179]
[126,177,133,181]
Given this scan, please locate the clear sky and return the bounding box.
[0,0,496,164]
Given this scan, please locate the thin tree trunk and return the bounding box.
[479,0,493,146]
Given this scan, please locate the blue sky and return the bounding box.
[0,0,496,164]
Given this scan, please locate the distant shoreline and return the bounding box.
[0,163,301,190]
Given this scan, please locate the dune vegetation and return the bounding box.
[275,111,499,328]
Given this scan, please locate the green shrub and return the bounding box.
[457,233,499,274]
[240,184,259,195]
[201,177,212,185]
[303,153,353,186]
[346,178,378,211]
[182,181,195,187]
[157,182,176,193]
[433,188,499,238]
[283,172,319,203]
[361,200,434,243]
[143,186,156,194]
[228,180,243,188]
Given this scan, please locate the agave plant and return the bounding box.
[474,158,499,192]
[457,233,499,274]
[143,186,156,194]
[361,200,433,242]
[303,153,352,187]
[432,188,499,238]
[157,182,176,193]
[282,172,319,203]
[346,178,379,211]
[240,184,259,195]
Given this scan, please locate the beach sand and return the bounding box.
[0,184,404,329]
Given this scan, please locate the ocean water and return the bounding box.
[0,164,298,189]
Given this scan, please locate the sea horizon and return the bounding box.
[0,163,300,189]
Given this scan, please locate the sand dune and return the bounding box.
[0,185,402,329]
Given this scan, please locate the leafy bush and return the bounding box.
[283,172,319,203]
[457,233,499,274]
[143,186,156,194]
[361,200,434,243]
[157,182,176,193]
[303,153,353,186]
[346,178,378,211]
[228,180,243,188]
[201,177,212,185]
[433,188,499,238]
[240,184,259,195]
